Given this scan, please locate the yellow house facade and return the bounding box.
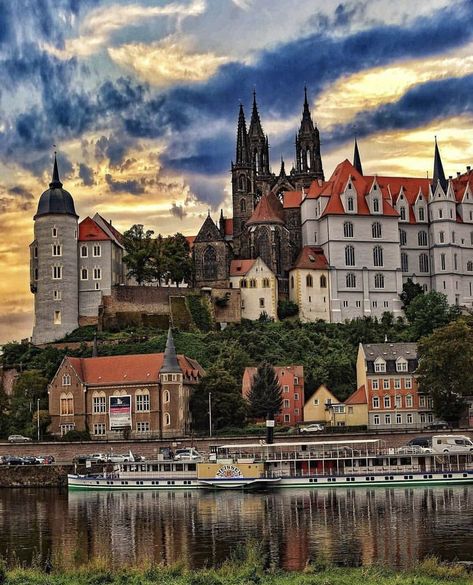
[304,384,368,427]
[230,257,278,321]
[289,246,330,322]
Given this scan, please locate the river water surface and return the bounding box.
[0,486,472,569]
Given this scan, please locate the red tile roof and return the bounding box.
[79,217,112,241]
[247,191,285,225]
[66,353,203,386]
[345,385,367,405]
[291,246,329,270]
[229,259,256,276]
[186,235,196,249]
[283,190,303,208]
[95,214,125,244]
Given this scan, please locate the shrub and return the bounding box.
[277,300,299,320]
[61,429,91,442]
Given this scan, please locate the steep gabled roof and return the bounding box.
[247,192,285,225]
[229,259,256,276]
[283,190,303,208]
[94,213,125,245]
[345,385,367,405]
[291,246,328,270]
[194,214,224,243]
[79,217,112,241]
[223,218,233,236]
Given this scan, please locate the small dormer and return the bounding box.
[395,356,408,372]
[414,189,427,222]
[366,178,382,214]
[374,357,386,373]
[342,175,358,214]
[459,183,473,224]
[396,188,408,222]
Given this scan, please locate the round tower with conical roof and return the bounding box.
[31,155,79,344]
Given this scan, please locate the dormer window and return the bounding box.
[373,198,379,213]
[347,197,354,212]
[52,227,58,238]
[400,207,406,221]
[418,207,425,221]
[374,358,386,373]
[396,358,408,372]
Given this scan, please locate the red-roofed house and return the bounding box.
[229,257,278,320]
[289,246,330,321]
[303,384,367,427]
[242,365,304,426]
[48,330,204,438]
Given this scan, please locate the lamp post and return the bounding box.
[208,392,212,438]
[37,398,40,442]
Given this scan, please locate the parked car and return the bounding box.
[431,434,473,453]
[407,437,432,448]
[8,434,32,443]
[300,424,325,433]
[106,453,133,463]
[174,448,202,461]
[73,453,106,464]
[22,456,40,465]
[425,421,449,430]
[3,455,25,465]
[36,455,55,464]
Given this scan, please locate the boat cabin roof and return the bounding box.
[218,439,381,449]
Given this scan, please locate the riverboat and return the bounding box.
[67,438,473,491]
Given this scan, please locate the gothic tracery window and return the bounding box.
[202,246,218,280]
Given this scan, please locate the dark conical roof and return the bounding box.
[248,90,264,138]
[432,137,447,192]
[236,104,250,165]
[353,138,363,175]
[161,328,181,374]
[34,154,77,219]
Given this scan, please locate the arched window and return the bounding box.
[92,391,106,414]
[136,389,150,412]
[346,273,356,288]
[439,231,445,243]
[202,246,217,280]
[399,229,407,246]
[306,148,311,169]
[240,279,247,288]
[374,273,384,289]
[60,392,74,416]
[163,390,170,403]
[80,245,88,257]
[419,253,429,273]
[240,199,246,213]
[343,221,353,238]
[345,245,355,266]
[320,275,327,288]
[372,222,382,239]
[418,231,427,246]
[347,197,354,212]
[467,261,473,271]
[249,279,257,288]
[401,253,408,272]
[238,175,246,190]
[262,278,270,288]
[400,207,406,221]
[441,253,446,270]
[164,412,171,426]
[373,198,379,212]
[373,246,383,267]
[454,253,458,271]
[290,275,294,289]
[62,374,71,386]
[306,274,313,287]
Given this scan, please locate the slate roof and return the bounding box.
[362,342,418,361]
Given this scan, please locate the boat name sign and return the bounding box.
[215,464,243,479]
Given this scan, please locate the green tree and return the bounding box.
[190,367,247,432]
[416,318,473,426]
[0,388,10,439]
[400,278,424,309]
[162,233,193,286]
[406,291,460,340]
[277,300,299,320]
[9,370,49,437]
[149,234,166,284]
[122,224,156,284]
[247,362,283,419]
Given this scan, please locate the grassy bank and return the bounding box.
[1,556,471,585]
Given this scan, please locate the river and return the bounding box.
[0,486,471,569]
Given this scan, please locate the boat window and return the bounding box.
[188,464,196,471]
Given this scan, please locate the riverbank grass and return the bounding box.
[1,556,472,585]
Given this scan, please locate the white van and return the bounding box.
[431,435,473,454]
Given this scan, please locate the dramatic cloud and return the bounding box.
[105,173,145,195]
[169,202,187,219]
[79,163,94,186]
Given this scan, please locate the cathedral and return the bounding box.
[193,89,323,292]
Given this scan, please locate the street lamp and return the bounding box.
[208,392,212,438]
[37,398,40,442]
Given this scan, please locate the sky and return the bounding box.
[2,0,473,343]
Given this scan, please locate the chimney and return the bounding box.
[467,166,471,172]
[457,172,461,178]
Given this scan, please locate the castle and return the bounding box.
[30,91,473,343]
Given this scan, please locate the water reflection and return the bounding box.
[0,487,471,569]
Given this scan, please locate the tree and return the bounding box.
[162,233,193,286]
[0,388,10,439]
[406,291,460,340]
[122,224,156,284]
[416,318,473,426]
[400,278,424,309]
[247,362,283,419]
[277,300,299,320]
[149,234,166,284]
[190,367,247,432]
[9,370,49,437]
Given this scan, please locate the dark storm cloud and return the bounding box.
[95,133,135,167]
[79,163,94,186]
[105,173,145,195]
[22,152,74,180]
[326,74,473,148]
[169,203,187,220]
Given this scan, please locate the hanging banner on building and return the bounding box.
[109,395,132,430]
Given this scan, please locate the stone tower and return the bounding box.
[291,88,324,188]
[248,91,272,198]
[31,155,79,344]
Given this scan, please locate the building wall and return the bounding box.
[289,268,330,322]
[230,258,278,320]
[303,385,338,423]
[32,215,79,344]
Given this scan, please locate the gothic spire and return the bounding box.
[248,89,264,138]
[432,137,447,192]
[353,138,363,175]
[49,152,63,189]
[299,87,316,135]
[161,328,181,374]
[236,104,250,165]
[279,156,286,178]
